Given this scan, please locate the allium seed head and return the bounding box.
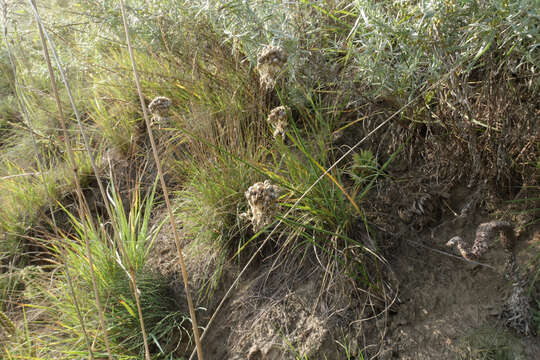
[242,180,280,232]
[148,96,171,126]
[256,45,287,91]
[267,106,290,140]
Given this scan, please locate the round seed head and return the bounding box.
[267,106,290,140]
[256,45,288,90]
[148,96,171,121]
[244,180,280,231]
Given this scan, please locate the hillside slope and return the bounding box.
[1,1,538,359]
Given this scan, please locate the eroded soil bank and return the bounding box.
[148,192,540,359]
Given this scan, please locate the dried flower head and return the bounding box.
[256,45,287,90]
[148,96,171,126]
[267,105,290,140]
[242,180,279,232]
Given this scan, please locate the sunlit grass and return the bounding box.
[0,0,538,358]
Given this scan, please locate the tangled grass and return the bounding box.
[0,0,538,358]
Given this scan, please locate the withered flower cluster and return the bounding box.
[256,45,288,91]
[267,105,290,140]
[148,96,171,127]
[241,180,280,232]
[447,221,534,335]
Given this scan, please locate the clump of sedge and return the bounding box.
[241,180,279,232]
[148,96,171,127]
[256,45,287,91]
[267,106,290,140]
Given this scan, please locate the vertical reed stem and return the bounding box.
[118,1,204,359]
[1,3,94,358]
[26,0,124,255]
[28,1,113,358]
[130,268,151,360]
[29,2,160,357]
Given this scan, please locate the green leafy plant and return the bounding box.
[2,179,186,359]
[349,149,378,186]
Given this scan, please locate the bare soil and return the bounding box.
[384,223,540,360]
[148,198,540,359]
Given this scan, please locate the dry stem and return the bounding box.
[119,1,204,359]
[29,0,111,358]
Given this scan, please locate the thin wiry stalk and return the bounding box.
[187,57,472,360]
[31,7,159,356]
[26,1,142,351]
[1,3,94,358]
[0,172,42,180]
[31,2,162,358]
[26,0,123,253]
[129,268,150,360]
[118,1,205,359]
[28,1,113,358]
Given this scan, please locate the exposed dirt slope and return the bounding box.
[385,223,539,359]
[147,206,539,359]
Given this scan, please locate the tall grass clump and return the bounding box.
[99,0,399,300]
[2,181,189,359]
[60,181,186,357]
[267,95,392,287]
[1,0,104,260]
[176,83,391,300]
[0,154,95,259]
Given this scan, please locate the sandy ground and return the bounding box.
[147,207,539,359]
